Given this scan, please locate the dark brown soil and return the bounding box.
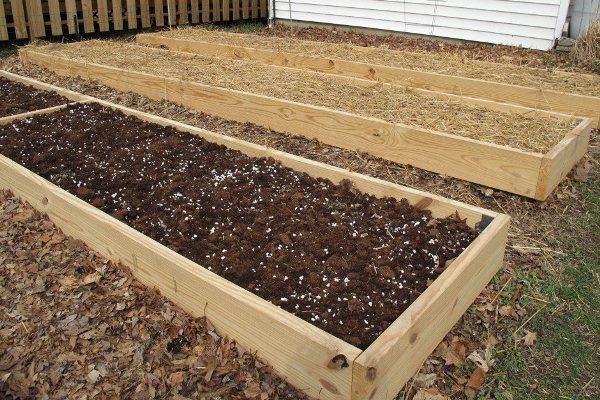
[0,77,70,118]
[0,103,477,349]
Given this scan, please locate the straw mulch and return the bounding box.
[573,20,600,73]
[155,28,600,98]
[34,41,578,153]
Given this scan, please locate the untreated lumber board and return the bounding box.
[24,0,45,37]
[222,0,229,21]
[201,0,209,22]
[140,0,151,28]
[242,0,248,19]
[178,0,188,24]
[0,104,71,125]
[64,0,78,34]
[19,48,593,200]
[0,1,9,40]
[97,0,110,31]
[167,0,177,25]
[154,0,165,26]
[112,0,124,30]
[213,0,221,22]
[127,0,138,29]
[232,0,239,19]
[136,34,600,128]
[352,214,509,400]
[9,0,28,39]
[47,0,63,36]
[0,71,508,400]
[190,0,199,24]
[81,0,95,33]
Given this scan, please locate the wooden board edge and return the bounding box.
[351,214,510,400]
[0,68,92,103]
[0,103,74,125]
[535,118,593,200]
[134,34,581,123]
[0,146,360,400]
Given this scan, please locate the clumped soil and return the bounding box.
[0,190,308,399]
[0,103,477,349]
[33,41,578,154]
[0,77,70,118]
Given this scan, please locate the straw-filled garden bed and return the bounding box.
[152,28,600,98]
[0,102,478,349]
[0,76,69,117]
[32,41,579,154]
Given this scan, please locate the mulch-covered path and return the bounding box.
[0,190,308,400]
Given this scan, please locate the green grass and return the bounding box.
[493,157,600,399]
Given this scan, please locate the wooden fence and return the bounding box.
[0,0,267,41]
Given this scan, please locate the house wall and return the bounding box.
[568,0,600,38]
[272,0,571,50]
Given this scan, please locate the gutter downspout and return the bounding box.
[268,0,276,28]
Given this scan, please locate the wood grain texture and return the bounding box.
[47,0,63,36]
[127,0,138,28]
[0,1,9,40]
[213,0,221,22]
[24,0,45,37]
[178,0,188,24]
[136,34,600,127]
[154,0,165,26]
[190,0,199,24]
[81,0,94,33]
[352,214,510,400]
[0,154,360,400]
[9,0,28,38]
[535,118,593,200]
[140,0,151,27]
[222,0,230,21]
[167,0,177,25]
[64,0,78,34]
[242,0,249,18]
[20,48,549,199]
[97,0,110,32]
[233,0,239,19]
[112,0,124,30]
[201,0,209,22]
[0,104,72,126]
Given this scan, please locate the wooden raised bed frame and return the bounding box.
[137,32,600,128]
[19,47,593,201]
[0,70,509,400]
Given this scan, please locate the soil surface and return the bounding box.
[0,190,308,399]
[0,103,477,349]
[0,77,69,118]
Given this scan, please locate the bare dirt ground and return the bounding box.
[1,41,598,399]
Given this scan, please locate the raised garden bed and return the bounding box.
[0,73,87,123]
[0,72,509,400]
[19,46,593,200]
[137,30,600,128]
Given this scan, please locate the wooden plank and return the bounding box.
[242,0,249,19]
[190,0,199,24]
[251,0,257,18]
[0,70,93,102]
[201,0,209,22]
[213,0,221,22]
[260,0,266,18]
[24,0,45,37]
[222,0,230,21]
[140,0,151,27]
[47,0,63,36]
[10,0,28,39]
[136,35,579,122]
[0,104,73,126]
[112,0,124,30]
[352,214,510,400]
[0,0,9,40]
[232,0,239,20]
[535,118,593,200]
[81,0,94,33]
[20,49,552,199]
[178,0,188,24]
[127,0,137,29]
[167,0,177,25]
[97,0,110,32]
[154,0,165,26]
[64,0,78,34]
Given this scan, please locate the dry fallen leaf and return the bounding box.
[466,367,486,389]
[523,330,538,346]
[83,272,102,285]
[243,380,262,399]
[573,158,593,182]
[413,372,437,389]
[413,388,448,400]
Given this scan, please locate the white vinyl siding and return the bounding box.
[272,0,570,50]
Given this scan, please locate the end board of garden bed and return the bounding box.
[136,33,600,128]
[18,48,593,201]
[0,72,510,400]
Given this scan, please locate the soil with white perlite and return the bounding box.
[0,77,70,118]
[0,103,478,349]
